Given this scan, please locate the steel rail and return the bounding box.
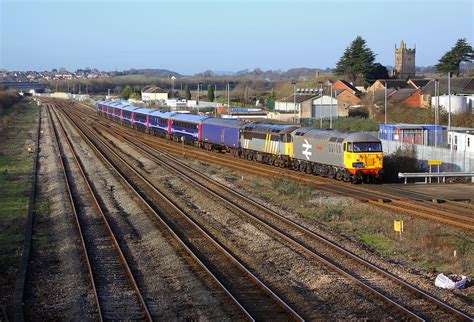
[74,105,473,231]
[49,105,152,321]
[44,105,103,321]
[104,122,473,321]
[51,104,256,322]
[119,134,474,230]
[58,104,303,321]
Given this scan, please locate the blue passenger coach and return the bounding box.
[169,114,209,142]
[148,110,175,135]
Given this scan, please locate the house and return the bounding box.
[407,79,430,89]
[389,88,422,108]
[141,86,169,102]
[332,80,361,95]
[335,90,361,111]
[274,94,318,117]
[368,79,410,92]
[331,80,362,112]
[420,77,474,108]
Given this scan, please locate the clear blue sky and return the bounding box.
[1,0,472,74]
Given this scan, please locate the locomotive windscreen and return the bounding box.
[352,142,382,152]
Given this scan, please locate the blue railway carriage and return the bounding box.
[239,122,300,166]
[291,128,383,182]
[148,110,175,136]
[201,118,244,153]
[119,105,140,126]
[133,108,152,131]
[169,114,209,144]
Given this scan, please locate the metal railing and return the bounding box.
[398,172,474,184]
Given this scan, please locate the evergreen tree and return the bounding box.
[435,38,473,76]
[184,85,191,100]
[334,36,376,84]
[207,85,215,102]
[366,63,389,81]
[120,85,133,99]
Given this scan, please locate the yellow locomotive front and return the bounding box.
[343,134,383,182]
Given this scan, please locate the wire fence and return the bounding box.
[382,139,474,172]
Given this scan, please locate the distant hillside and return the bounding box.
[193,67,331,80]
[112,68,181,78]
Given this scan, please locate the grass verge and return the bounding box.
[0,101,38,315]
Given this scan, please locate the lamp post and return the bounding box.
[448,72,451,132]
[291,80,297,122]
[384,81,388,124]
[318,81,323,128]
[434,79,439,148]
[328,81,333,129]
[227,81,234,117]
[214,84,218,117]
[197,82,202,113]
[171,76,176,98]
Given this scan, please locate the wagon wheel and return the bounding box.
[299,162,306,172]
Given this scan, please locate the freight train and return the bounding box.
[95,101,383,183]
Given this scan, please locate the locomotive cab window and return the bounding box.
[352,142,382,152]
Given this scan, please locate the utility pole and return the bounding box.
[448,72,451,132]
[384,81,388,124]
[329,82,333,129]
[291,81,296,122]
[319,82,323,128]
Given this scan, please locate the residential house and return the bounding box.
[368,79,410,92]
[331,80,362,112]
[389,88,421,108]
[420,77,474,107]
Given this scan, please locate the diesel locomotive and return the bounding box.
[96,101,383,183]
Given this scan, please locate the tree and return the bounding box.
[435,38,473,76]
[184,85,191,100]
[334,36,376,84]
[366,63,389,81]
[120,85,133,99]
[207,85,215,102]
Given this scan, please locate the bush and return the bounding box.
[383,145,423,182]
[0,92,24,132]
[332,117,379,132]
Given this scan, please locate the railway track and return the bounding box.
[83,109,474,231]
[46,105,151,321]
[52,101,303,321]
[90,111,473,321]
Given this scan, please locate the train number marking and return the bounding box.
[302,139,312,160]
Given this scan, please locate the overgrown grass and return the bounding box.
[358,233,395,257]
[0,101,37,292]
[271,178,313,200]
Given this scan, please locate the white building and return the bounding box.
[431,95,471,114]
[141,86,168,102]
[312,95,340,119]
[448,128,474,152]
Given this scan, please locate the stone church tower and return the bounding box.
[393,40,416,79]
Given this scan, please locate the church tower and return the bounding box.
[393,40,416,79]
